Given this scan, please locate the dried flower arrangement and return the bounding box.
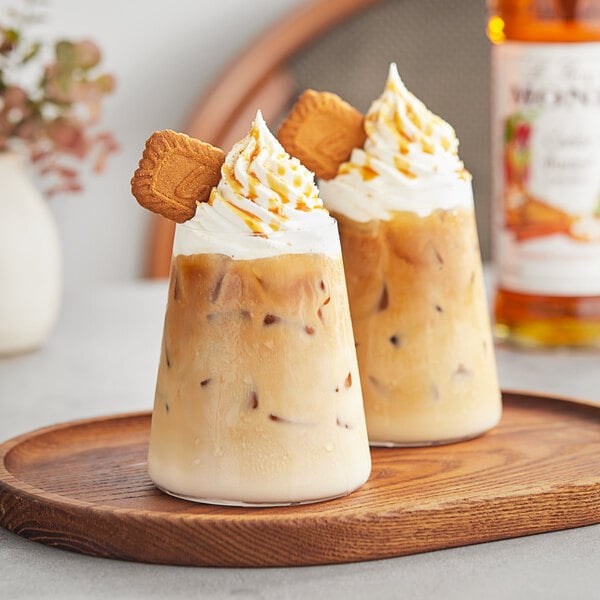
[0,1,118,195]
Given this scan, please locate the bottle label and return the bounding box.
[492,42,600,296]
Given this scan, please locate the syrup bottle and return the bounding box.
[487,0,600,347]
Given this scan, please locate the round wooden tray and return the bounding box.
[1,391,599,567]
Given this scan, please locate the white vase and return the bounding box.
[0,152,62,356]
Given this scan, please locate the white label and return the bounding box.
[491,42,600,295]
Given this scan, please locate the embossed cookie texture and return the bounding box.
[131,130,225,223]
[278,90,366,180]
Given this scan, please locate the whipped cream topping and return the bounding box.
[174,111,339,258]
[319,63,473,221]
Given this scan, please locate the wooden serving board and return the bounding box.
[0,392,599,567]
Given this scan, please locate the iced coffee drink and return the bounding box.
[319,65,502,445]
[144,112,371,504]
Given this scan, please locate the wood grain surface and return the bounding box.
[0,392,598,567]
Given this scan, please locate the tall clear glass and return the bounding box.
[335,200,502,446]
[147,220,371,505]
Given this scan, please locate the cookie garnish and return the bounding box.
[131,130,225,223]
[277,90,366,180]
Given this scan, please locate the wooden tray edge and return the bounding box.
[1,391,599,567]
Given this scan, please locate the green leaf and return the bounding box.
[22,42,41,63]
[55,40,76,71]
[0,27,20,55]
[5,28,20,44]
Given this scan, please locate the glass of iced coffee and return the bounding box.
[318,65,502,446]
[145,112,371,505]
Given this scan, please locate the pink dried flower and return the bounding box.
[0,5,118,196]
[71,40,101,70]
[47,117,88,159]
[2,85,28,108]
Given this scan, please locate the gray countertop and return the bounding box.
[1,280,599,600]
